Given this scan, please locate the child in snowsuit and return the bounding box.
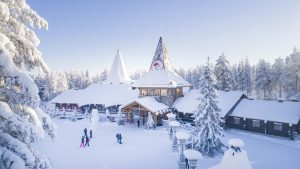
[80,136,85,147]
[90,130,92,138]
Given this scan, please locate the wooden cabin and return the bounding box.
[227,99,300,138]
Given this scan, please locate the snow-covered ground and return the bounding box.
[34,119,300,169]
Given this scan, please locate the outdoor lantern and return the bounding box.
[167,113,176,121]
[176,131,190,169]
[169,121,181,151]
[176,131,189,145]
[184,149,202,169]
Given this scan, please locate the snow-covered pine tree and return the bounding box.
[146,112,154,129]
[100,69,108,82]
[255,59,272,99]
[271,57,285,98]
[230,64,239,91]
[0,0,56,168]
[214,52,232,91]
[243,58,252,95]
[237,60,245,91]
[193,58,224,157]
[283,48,300,97]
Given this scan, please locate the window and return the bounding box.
[161,89,168,96]
[233,117,240,125]
[154,89,161,96]
[252,120,260,127]
[274,122,283,131]
[141,89,148,96]
[176,88,182,96]
[148,89,154,96]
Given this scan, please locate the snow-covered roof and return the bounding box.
[184,150,203,160]
[230,99,300,124]
[79,83,138,106]
[132,37,190,88]
[173,90,246,117]
[105,49,131,84]
[176,131,190,140]
[51,89,84,104]
[51,83,139,107]
[289,92,300,101]
[120,97,169,115]
[169,120,181,127]
[132,70,190,88]
[166,113,176,118]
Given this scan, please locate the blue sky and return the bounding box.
[28,0,300,75]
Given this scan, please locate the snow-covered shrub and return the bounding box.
[146,112,154,129]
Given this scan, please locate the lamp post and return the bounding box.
[176,131,189,169]
[167,113,176,140]
[184,149,202,169]
[169,121,180,152]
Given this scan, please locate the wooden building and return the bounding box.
[121,97,170,126]
[121,37,191,126]
[226,99,300,138]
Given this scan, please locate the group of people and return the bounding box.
[80,128,124,147]
[80,128,92,147]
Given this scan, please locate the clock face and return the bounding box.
[151,60,164,70]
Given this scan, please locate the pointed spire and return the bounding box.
[105,49,131,84]
[293,46,298,54]
[149,37,173,72]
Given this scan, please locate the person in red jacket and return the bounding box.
[80,136,85,147]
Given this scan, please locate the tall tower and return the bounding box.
[105,49,131,84]
[149,37,173,72]
[133,37,190,106]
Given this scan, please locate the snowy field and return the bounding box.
[34,119,300,169]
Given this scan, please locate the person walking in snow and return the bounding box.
[119,133,122,144]
[84,128,88,137]
[80,136,85,148]
[185,158,189,169]
[116,133,120,144]
[137,119,140,128]
[85,136,90,147]
[90,129,92,138]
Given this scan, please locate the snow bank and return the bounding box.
[228,139,244,147]
[230,99,300,124]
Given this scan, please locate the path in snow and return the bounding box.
[35,119,300,169]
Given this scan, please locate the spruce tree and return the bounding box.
[214,52,232,91]
[193,58,224,157]
[0,1,56,168]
